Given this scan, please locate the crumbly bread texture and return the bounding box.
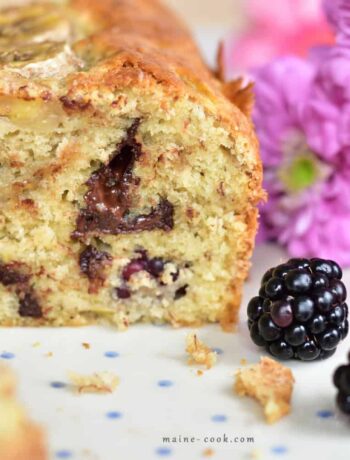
[68,371,119,393]
[234,357,295,424]
[186,332,217,369]
[0,0,263,329]
[0,365,47,460]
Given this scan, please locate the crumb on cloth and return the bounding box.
[249,448,263,459]
[186,332,217,369]
[234,357,294,424]
[68,371,119,394]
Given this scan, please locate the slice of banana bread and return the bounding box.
[0,365,47,460]
[0,0,263,329]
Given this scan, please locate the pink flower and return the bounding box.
[323,0,350,44]
[255,51,350,265]
[223,0,333,75]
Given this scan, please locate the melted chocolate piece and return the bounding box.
[18,290,42,318]
[116,287,131,299]
[0,264,29,286]
[72,120,174,239]
[79,245,112,294]
[0,263,42,318]
[174,285,188,300]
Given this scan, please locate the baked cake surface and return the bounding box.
[0,0,262,328]
[0,365,47,460]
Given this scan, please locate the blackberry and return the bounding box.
[334,355,350,415]
[122,251,166,280]
[247,257,348,361]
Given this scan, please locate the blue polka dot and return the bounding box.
[211,414,227,422]
[155,447,172,456]
[158,380,174,387]
[0,352,15,359]
[55,450,72,458]
[106,411,123,419]
[50,381,67,389]
[317,409,334,419]
[212,347,224,355]
[271,445,287,455]
[104,351,120,358]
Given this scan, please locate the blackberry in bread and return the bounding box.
[0,0,263,329]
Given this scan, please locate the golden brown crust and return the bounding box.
[0,0,263,196]
[0,0,262,199]
[234,357,295,424]
[220,207,259,331]
[69,0,262,170]
[0,0,263,191]
[221,79,255,119]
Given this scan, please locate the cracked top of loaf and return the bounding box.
[0,0,262,195]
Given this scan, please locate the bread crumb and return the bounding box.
[197,369,204,376]
[240,358,247,366]
[234,357,294,424]
[44,352,53,358]
[249,448,263,459]
[68,371,119,394]
[202,448,215,457]
[186,333,217,369]
[82,343,91,349]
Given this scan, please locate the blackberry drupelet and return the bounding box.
[334,353,350,415]
[247,258,348,361]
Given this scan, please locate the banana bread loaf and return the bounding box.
[0,0,263,329]
[0,365,47,460]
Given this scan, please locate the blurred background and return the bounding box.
[164,0,333,70]
[165,0,244,28]
[165,0,245,66]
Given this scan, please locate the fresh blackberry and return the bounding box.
[334,354,350,415]
[247,257,348,361]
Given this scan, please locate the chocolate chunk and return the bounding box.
[0,264,29,286]
[174,285,188,300]
[74,198,174,238]
[79,245,112,294]
[18,290,42,318]
[171,268,180,282]
[72,120,174,239]
[60,96,91,111]
[0,263,43,318]
[116,287,131,299]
